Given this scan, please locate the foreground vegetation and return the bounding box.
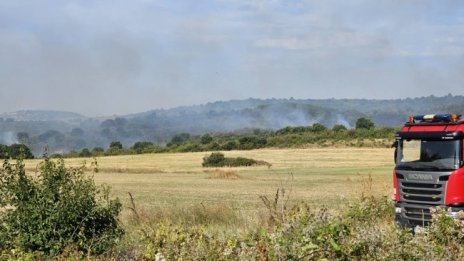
[3,148,464,259]
[0,157,122,257]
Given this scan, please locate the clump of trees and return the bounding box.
[0,144,34,159]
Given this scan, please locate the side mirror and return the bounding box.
[392,141,398,164]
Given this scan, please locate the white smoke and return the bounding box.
[0,132,18,145]
[336,114,352,128]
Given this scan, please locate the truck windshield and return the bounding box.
[396,139,461,171]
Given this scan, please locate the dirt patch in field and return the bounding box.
[205,169,242,180]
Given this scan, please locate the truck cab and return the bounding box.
[394,114,464,228]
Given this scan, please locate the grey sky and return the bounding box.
[0,0,463,116]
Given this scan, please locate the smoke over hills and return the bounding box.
[0,95,463,155]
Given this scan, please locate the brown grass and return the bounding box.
[205,169,242,179]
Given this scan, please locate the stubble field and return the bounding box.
[24,147,394,223]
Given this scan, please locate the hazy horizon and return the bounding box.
[0,94,462,118]
[1,1,464,116]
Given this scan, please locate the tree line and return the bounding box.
[50,117,396,158]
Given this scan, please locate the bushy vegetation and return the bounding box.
[0,157,123,257]
[202,152,261,167]
[123,195,464,260]
[0,143,34,159]
[56,120,398,158]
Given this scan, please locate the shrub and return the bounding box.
[109,141,123,150]
[332,124,347,132]
[311,123,327,132]
[224,157,257,167]
[0,157,123,256]
[202,152,260,167]
[355,117,375,130]
[202,152,226,167]
[222,140,237,151]
[168,133,191,146]
[200,134,213,144]
[131,141,154,154]
[91,147,105,156]
[238,136,267,150]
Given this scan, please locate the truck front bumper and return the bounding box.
[395,203,464,228]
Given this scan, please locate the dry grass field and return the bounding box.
[23,148,394,221]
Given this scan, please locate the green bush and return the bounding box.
[202,152,258,167]
[224,157,257,167]
[202,152,226,167]
[131,141,154,154]
[222,140,237,151]
[355,117,375,130]
[0,157,123,256]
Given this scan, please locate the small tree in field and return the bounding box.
[355,117,375,130]
[0,156,123,256]
[109,141,123,150]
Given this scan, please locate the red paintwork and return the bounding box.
[401,125,460,132]
[398,118,464,206]
[446,168,464,205]
[393,170,399,202]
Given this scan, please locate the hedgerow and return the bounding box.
[57,123,398,158]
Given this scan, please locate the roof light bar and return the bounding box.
[408,114,462,123]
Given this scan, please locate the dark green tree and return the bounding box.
[222,140,237,151]
[91,147,105,156]
[355,117,375,130]
[332,124,348,132]
[132,141,154,153]
[168,133,190,146]
[312,123,327,132]
[109,141,123,150]
[0,144,9,159]
[200,134,213,145]
[8,144,34,159]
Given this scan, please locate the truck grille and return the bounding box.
[396,170,451,224]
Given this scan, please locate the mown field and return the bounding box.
[25,148,394,221]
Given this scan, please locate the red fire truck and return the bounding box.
[394,113,464,228]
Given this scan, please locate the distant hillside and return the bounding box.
[125,94,464,128]
[0,110,86,123]
[1,94,463,155]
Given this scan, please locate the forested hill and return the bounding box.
[0,94,463,155]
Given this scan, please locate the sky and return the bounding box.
[0,0,464,116]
